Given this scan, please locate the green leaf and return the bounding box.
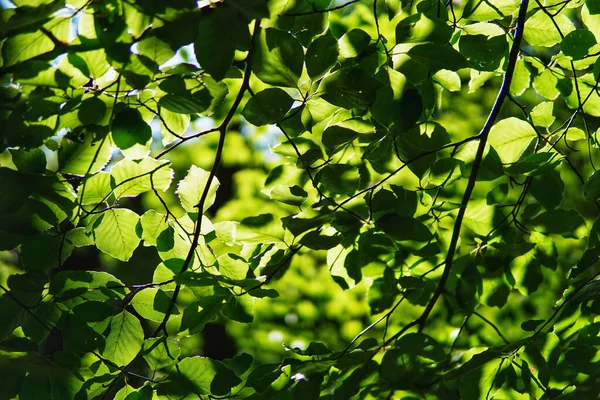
[380,333,446,388]
[232,214,286,244]
[530,169,564,211]
[406,43,469,73]
[319,66,382,109]
[459,24,508,71]
[175,356,241,396]
[79,172,112,205]
[510,58,531,96]
[222,295,254,323]
[228,0,270,19]
[102,311,144,367]
[371,68,422,131]
[177,165,220,213]
[530,101,555,127]
[137,36,175,65]
[111,157,173,198]
[90,209,141,261]
[531,209,585,235]
[316,164,361,197]
[268,184,308,206]
[463,200,494,235]
[131,288,177,322]
[338,29,371,59]
[532,68,560,100]
[252,28,304,87]
[306,32,339,79]
[114,384,152,400]
[142,337,181,371]
[583,170,600,201]
[433,69,461,92]
[20,234,73,271]
[2,31,55,67]
[19,372,50,400]
[488,117,537,164]
[299,230,342,250]
[322,118,374,151]
[242,88,295,126]
[463,0,518,21]
[486,183,508,205]
[194,6,249,81]
[561,29,596,60]
[49,270,127,302]
[78,96,107,125]
[0,168,31,215]
[58,135,112,176]
[140,210,169,246]
[375,214,432,242]
[524,11,574,47]
[396,13,453,44]
[160,108,190,145]
[217,253,248,281]
[503,152,562,176]
[456,264,482,312]
[158,92,213,114]
[111,107,152,158]
[521,319,544,332]
[9,148,46,174]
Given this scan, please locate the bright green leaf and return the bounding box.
[488,117,537,164]
[90,209,141,261]
[177,165,220,213]
[102,311,144,367]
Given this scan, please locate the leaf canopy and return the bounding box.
[1,0,600,399]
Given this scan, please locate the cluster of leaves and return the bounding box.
[1,0,600,398]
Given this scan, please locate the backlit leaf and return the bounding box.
[489,117,537,164]
[90,209,141,261]
[177,166,220,213]
[102,311,144,367]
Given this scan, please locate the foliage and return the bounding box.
[1,0,600,398]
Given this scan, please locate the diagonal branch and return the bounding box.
[151,20,262,337]
[416,0,530,332]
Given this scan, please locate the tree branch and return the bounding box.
[416,0,530,332]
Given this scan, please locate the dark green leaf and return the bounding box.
[242,88,294,126]
[194,6,249,81]
[407,43,469,73]
[78,96,107,125]
[459,32,508,72]
[521,319,544,332]
[583,170,600,201]
[376,214,432,242]
[531,209,585,235]
[306,32,339,79]
[111,107,152,153]
[299,230,342,250]
[561,29,596,60]
[158,92,213,114]
[530,169,564,211]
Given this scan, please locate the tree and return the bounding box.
[1,0,599,398]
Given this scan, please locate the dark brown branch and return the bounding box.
[151,20,262,337]
[416,0,530,332]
